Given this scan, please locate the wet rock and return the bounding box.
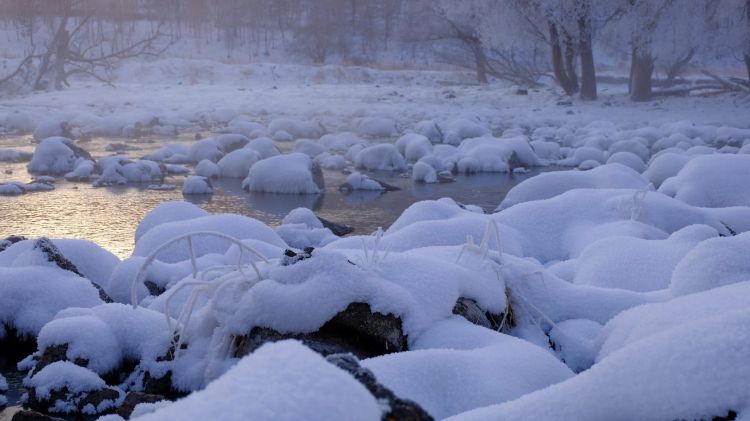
[32,238,113,303]
[116,392,166,419]
[234,302,407,360]
[27,385,120,416]
[317,217,354,236]
[326,353,433,421]
[143,280,166,296]
[311,162,325,191]
[5,408,64,421]
[0,236,26,253]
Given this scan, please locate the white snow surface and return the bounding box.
[242,153,322,194]
[134,340,380,421]
[658,154,750,207]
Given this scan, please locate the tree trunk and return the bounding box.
[577,3,597,100]
[630,48,654,102]
[563,32,579,93]
[745,54,750,84]
[473,44,488,84]
[549,23,575,95]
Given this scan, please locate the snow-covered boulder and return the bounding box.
[245,137,281,159]
[0,267,102,338]
[188,138,223,163]
[243,153,324,194]
[669,231,750,296]
[395,133,433,162]
[293,139,327,158]
[357,117,397,138]
[133,214,285,263]
[268,118,323,139]
[498,164,649,210]
[194,159,221,178]
[181,176,213,195]
[571,224,718,292]
[276,208,337,249]
[363,317,574,419]
[28,137,87,175]
[217,148,261,178]
[642,152,690,187]
[136,341,381,421]
[605,151,646,173]
[658,154,750,207]
[354,144,406,171]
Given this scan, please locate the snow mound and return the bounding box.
[606,151,646,173]
[0,267,102,337]
[35,303,172,375]
[498,164,648,210]
[242,153,323,194]
[0,238,119,287]
[354,144,406,171]
[181,176,213,195]
[670,231,750,296]
[642,152,690,187]
[217,148,261,178]
[658,154,750,207]
[133,214,286,263]
[135,202,209,243]
[448,307,750,421]
[363,317,573,419]
[357,117,397,138]
[572,224,718,292]
[188,138,223,163]
[136,341,380,421]
[27,137,80,175]
[193,160,218,179]
[245,137,281,159]
[343,172,385,191]
[268,118,323,139]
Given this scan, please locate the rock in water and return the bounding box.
[317,217,355,236]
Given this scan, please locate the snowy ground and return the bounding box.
[1,58,750,420]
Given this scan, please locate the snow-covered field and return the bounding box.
[2,59,750,420]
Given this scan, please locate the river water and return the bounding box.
[0,135,550,259]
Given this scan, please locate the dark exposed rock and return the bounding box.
[31,344,70,374]
[143,280,166,296]
[76,387,120,411]
[32,237,113,303]
[234,302,407,360]
[326,353,433,421]
[338,178,400,194]
[60,138,93,162]
[507,151,523,174]
[9,408,64,421]
[0,236,26,253]
[311,162,325,191]
[281,247,315,266]
[142,371,175,397]
[515,88,529,95]
[452,297,510,331]
[27,384,120,415]
[116,392,166,419]
[453,298,495,330]
[317,216,355,236]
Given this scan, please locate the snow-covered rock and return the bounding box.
[354,144,406,171]
[242,153,324,194]
[658,154,750,207]
[181,176,213,195]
